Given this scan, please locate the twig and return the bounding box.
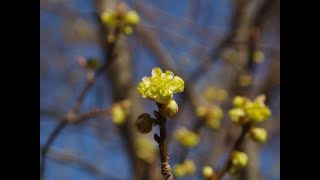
[40,106,111,179]
[47,148,118,180]
[154,103,174,180]
[212,123,251,180]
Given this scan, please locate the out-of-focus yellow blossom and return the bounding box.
[196,105,224,129]
[229,108,246,124]
[202,166,215,179]
[174,164,187,177]
[100,11,117,27]
[249,127,267,143]
[184,160,196,174]
[224,48,237,63]
[206,118,221,129]
[229,151,248,176]
[233,96,245,107]
[111,104,126,125]
[229,95,271,124]
[124,10,140,25]
[239,74,252,87]
[216,89,228,102]
[100,7,140,35]
[160,99,179,118]
[173,160,196,177]
[203,86,228,102]
[253,50,264,64]
[174,127,199,147]
[205,106,224,129]
[135,136,156,163]
[123,26,133,35]
[231,151,248,168]
[204,87,216,102]
[137,67,184,104]
[111,100,131,125]
[196,106,207,117]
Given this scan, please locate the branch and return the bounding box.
[154,103,174,180]
[47,148,118,180]
[211,124,251,180]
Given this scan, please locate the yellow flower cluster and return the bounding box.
[196,105,224,129]
[100,5,140,35]
[229,95,271,124]
[135,136,156,163]
[229,151,248,176]
[174,160,196,177]
[111,100,131,125]
[174,127,199,147]
[137,67,185,104]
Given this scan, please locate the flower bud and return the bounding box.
[233,96,245,107]
[249,127,267,143]
[231,151,248,168]
[229,108,245,124]
[202,166,214,179]
[184,160,196,174]
[253,50,264,64]
[125,10,140,25]
[174,164,186,177]
[160,99,178,118]
[111,104,126,125]
[123,25,133,35]
[135,113,155,134]
[196,106,207,117]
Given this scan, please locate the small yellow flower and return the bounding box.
[196,106,207,117]
[111,104,126,125]
[203,87,217,102]
[174,164,187,177]
[216,89,228,102]
[231,151,248,168]
[160,99,179,118]
[233,96,245,107]
[125,10,140,25]
[229,108,245,124]
[174,127,199,147]
[137,67,184,104]
[249,127,267,143]
[100,11,117,27]
[184,160,196,174]
[253,50,264,64]
[135,136,156,163]
[239,74,252,87]
[173,160,196,177]
[228,151,248,176]
[206,118,221,129]
[202,166,214,179]
[123,25,133,35]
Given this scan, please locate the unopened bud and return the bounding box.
[249,127,267,143]
[202,166,215,179]
[160,99,178,118]
[135,113,155,134]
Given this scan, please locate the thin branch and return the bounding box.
[47,148,118,180]
[40,32,119,179]
[212,123,251,180]
[154,103,174,180]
